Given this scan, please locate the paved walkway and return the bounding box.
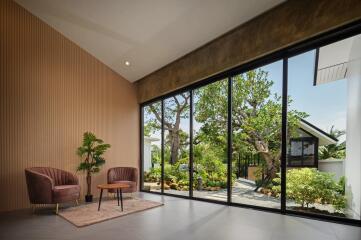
[193,179,281,208]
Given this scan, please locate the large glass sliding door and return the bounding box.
[286,34,361,220]
[231,60,283,209]
[140,28,361,224]
[192,79,228,201]
[163,92,190,196]
[142,102,162,193]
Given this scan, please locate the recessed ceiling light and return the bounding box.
[125,61,130,66]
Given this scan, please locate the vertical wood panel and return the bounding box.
[0,0,139,212]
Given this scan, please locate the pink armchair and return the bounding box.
[25,167,80,213]
[107,167,138,194]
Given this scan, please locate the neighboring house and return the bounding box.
[315,34,361,219]
[289,119,345,182]
[288,119,338,168]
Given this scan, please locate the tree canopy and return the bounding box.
[145,68,308,183]
[195,69,307,180]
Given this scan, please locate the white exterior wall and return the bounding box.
[345,35,361,219]
[318,159,344,181]
[143,138,152,172]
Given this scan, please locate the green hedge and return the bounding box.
[144,156,232,191]
[272,168,346,212]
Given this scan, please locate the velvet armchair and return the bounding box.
[25,167,80,214]
[107,167,138,195]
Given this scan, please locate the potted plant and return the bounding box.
[76,132,111,202]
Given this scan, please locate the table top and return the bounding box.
[97,183,130,189]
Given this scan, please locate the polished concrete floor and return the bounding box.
[0,193,360,240]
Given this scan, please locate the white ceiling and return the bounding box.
[15,0,284,82]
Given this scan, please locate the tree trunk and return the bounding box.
[86,173,92,196]
[253,139,278,182]
[170,131,180,164]
[259,152,277,179]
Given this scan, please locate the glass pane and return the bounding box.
[142,102,162,192]
[163,92,190,196]
[287,33,361,220]
[192,80,228,201]
[231,60,283,209]
[303,141,314,156]
[290,141,302,156]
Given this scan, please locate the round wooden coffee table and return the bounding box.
[97,183,130,211]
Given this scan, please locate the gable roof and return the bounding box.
[314,35,356,85]
[299,119,338,146]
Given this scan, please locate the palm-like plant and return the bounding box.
[319,126,346,160]
[77,132,111,201]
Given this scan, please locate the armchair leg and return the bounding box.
[32,204,36,213]
[55,203,59,214]
[75,199,79,206]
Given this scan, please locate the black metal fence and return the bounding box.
[233,152,262,179]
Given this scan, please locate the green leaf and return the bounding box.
[77,162,91,172]
[76,132,110,174]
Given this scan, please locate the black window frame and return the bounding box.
[288,137,318,168]
[139,20,361,226]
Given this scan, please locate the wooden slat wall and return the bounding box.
[0,0,139,212]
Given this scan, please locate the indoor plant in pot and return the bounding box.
[76,132,111,202]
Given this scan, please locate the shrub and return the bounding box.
[145,157,231,191]
[145,143,236,191]
[272,168,346,212]
[193,150,230,190]
[144,166,161,183]
[338,176,346,195]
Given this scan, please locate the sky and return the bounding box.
[145,45,348,144]
[263,50,347,138]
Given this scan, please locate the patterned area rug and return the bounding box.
[58,198,163,227]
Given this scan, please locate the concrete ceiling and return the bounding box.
[15,0,284,82]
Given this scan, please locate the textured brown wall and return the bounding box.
[0,0,139,212]
[136,0,361,103]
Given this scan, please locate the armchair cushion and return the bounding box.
[53,185,81,203]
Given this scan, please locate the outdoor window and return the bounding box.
[163,92,190,196]
[231,60,283,208]
[192,79,228,201]
[288,138,317,167]
[286,33,361,220]
[140,30,361,223]
[142,102,162,193]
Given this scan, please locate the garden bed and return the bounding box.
[289,206,346,218]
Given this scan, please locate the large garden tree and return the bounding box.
[145,69,307,186]
[147,93,190,164]
[195,69,307,183]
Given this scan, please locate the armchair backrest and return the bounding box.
[107,167,138,184]
[25,168,54,204]
[28,167,78,186]
[25,167,79,204]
